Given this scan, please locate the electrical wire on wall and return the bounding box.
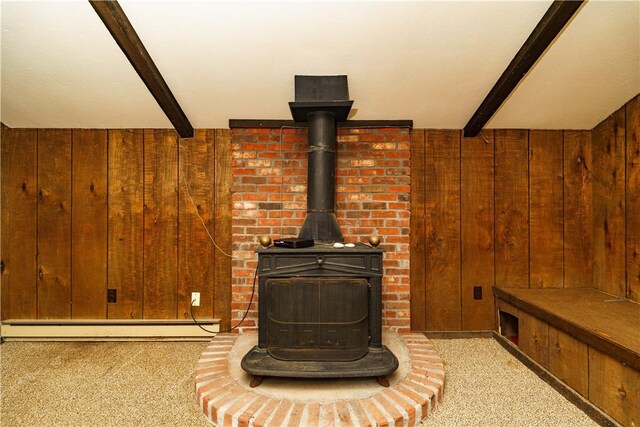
[178,147,234,259]
[184,124,413,334]
[189,126,304,333]
[190,266,258,334]
[179,145,256,333]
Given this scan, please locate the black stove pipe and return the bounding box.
[298,111,343,242]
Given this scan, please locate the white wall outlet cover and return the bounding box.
[191,292,200,307]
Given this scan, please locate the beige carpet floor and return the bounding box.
[421,338,596,427]
[0,337,597,426]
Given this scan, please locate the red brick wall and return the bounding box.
[231,127,411,332]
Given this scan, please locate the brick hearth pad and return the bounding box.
[195,332,445,426]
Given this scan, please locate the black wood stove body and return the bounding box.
[241,75,398,382]
[241,243,398,378]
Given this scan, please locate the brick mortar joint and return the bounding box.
[230,128,411,329]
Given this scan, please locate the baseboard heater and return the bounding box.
[0,319,220,341]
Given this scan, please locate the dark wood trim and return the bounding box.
[89,1,194,138]
[229,120,305,129]
[228,119,413,129]
[493,333,616,427]
[339,120,413,128]
[422,331,494,339]
[463,1,584,137]
[493,287,640,371]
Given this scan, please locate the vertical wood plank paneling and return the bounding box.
[548,325,588,397]
[143,129,179,319]
[518,310,549,369]
[6,106,640,327]
[1,126,38,319]
[626,95,640,302]
[178,130,215,319]
[495,129,529,288]
[410,129,427,331]
[589,346,640,426]
[424,130,461,331]
[37,129,72,318]
[461,131,495,330]
[107,129,144,319]
[592,109,626,297]
[529,130,564,288]
[563,130,593,288]
[214,129,233,330]
[1,125,9,319]
[71,130,108,318]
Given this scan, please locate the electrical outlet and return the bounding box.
[473,286,483,300]
[107,289,117,303]
[191,292,200,307]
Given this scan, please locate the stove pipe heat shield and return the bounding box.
[289,76,353,243]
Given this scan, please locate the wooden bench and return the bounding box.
[493,287,639,427]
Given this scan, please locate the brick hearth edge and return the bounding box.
[195,332,445,427]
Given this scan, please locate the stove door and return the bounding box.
[265,278,369,361]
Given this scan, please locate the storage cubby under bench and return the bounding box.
[493,287,639,427]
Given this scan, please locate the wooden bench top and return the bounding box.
[494,287,640,371]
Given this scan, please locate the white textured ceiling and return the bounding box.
[1,1,639,130]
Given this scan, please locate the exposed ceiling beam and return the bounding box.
[463,0,584,137]
[90,0,194,138]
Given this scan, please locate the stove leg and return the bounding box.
[376,376,390,387]
[249,376,264,388]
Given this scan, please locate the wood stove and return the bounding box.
[241,76,398,384]
[241,243,398,380]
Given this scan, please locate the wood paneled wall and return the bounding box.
[2,95,637,331]
[592,95,640,302]
[411,128,593,331]
[1,127,232,326]
[627,96,640,302]
[411,94,640,331]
